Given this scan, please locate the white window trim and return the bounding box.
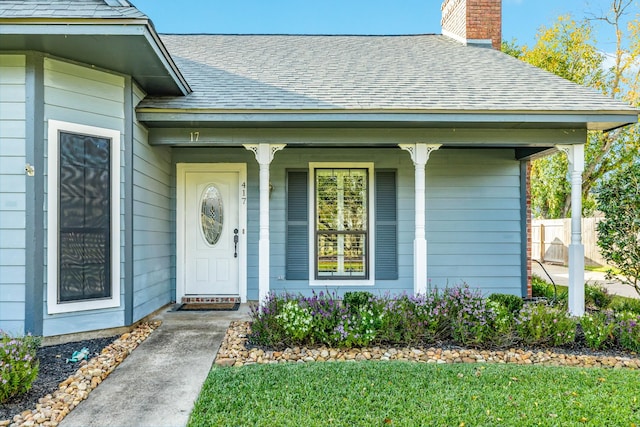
[308,162,375,286]
[46,120,121,314]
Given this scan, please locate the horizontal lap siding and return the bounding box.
[427,149,522,296]
[0,55,26,334]
[132,84,174,320]
[42,58,125,336]
[270,148,413,297]
[165,144,522,299]
[270,148,521,297]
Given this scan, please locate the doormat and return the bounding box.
[175,302,240,311]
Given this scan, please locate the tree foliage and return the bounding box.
[596,163,640,294]
[503,1,640,219]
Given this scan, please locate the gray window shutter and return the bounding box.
[375,170,398,280]
[286,171,309,280]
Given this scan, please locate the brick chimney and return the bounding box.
[441,0,502,50]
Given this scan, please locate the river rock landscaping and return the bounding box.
[1,321,160,427]
[215,287,640,369]
[216,320,640,369]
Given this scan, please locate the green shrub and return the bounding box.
[596,163,640,295]
[332,307,384,348]
[515,303,577,346]
[446,286,499,346]
[530,276,568,306]
[580,312,615,349]
[0,331,41,403]
[488,300,518,347]
[249,292,290,347]
[276,301,313,342]
[343,291,374,314]
[376,292,454,345]
[375,295,419,344]
[488,293,524,314]
[610,298,640,315]
[531,276,553,298]
[585,283,614,310]
[306,291,343,345]
[616,312,640,352]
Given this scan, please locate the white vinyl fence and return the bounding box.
[531,218,607,267]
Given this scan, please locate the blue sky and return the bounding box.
[132,0,626,50]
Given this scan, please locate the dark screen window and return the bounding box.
[58,131,111,302]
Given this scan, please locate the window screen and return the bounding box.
[58,131,111,302]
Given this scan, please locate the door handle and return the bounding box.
[233,228,239,258]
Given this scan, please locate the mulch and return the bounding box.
[0,336,116,423]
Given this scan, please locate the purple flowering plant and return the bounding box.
[515,303,577,346]
[615,311,640,352]
[247,285,598,350]
[0,330,40,403]
[581,311,616,350]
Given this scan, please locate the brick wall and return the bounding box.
[441,0,502,50]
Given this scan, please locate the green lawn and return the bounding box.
[585,265,622,274]
[188,361,640,426]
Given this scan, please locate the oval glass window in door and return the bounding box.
[200,185,224,245]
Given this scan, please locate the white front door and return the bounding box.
[177,164,247,299]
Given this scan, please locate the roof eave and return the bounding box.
[0,19,190,96]
[135,109,639,131]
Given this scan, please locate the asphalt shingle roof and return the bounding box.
[138,34,636,113]
[0,0,147,19]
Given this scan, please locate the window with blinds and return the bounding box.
[315,168,368,279]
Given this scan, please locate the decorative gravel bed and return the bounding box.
[1,321,160,427]
[215,321,640,369]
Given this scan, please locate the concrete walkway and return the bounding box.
[60,305,251,427]
[532,262,638,299]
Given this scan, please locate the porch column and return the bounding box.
[556,144,585,316]
[244,143,286,304]
[399,143,441,295]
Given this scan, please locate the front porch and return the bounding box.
[152,135,588,314]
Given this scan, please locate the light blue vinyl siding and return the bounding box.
[270,148,523,297]
[42,58,126,336]
[426,149,522,296]
[168,146,523,299]
[0,55,26,334]
[132,84,174,321]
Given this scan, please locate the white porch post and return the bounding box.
[244,143,286,304]
[399,143,441,295]
[556,144,585,316]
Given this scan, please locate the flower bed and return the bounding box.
[247,286,640,353]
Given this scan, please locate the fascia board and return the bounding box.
[135,110,638,131]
